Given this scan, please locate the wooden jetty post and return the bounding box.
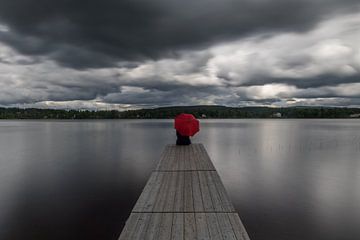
[118,143,250,240]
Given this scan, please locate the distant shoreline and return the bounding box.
[1,118,360,121]
[1,106,360,119]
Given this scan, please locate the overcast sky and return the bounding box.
[0,0,359,110]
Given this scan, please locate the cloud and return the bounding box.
[0,4,360,109]
[0,0,359,68]
[207,13,360,87]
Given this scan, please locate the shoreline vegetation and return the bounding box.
[1,106,360,119]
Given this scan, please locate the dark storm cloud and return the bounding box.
[0,0,359,68]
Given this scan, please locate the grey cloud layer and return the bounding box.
[0,0,359,68]
[0,1,360,109]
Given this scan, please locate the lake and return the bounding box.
[0,119,360,240]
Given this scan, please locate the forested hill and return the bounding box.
[1,106,360,119]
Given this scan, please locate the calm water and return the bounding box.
[0,119,360,240]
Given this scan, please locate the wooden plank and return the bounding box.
[132,213,152,240]
[195,213,210,240]
[184,171,194,212]
[163,171,178,212]
[133,173,157,212]
[228,213,251,240]
[182,146,189,170]
[144,213,162,240]
[157,213,173,240]
[192,171,204,212]
[198,171,214,212]
[153,172,172,212]
[169,145,177,171]
[206,213,223,240]
[173,172,184,212]
[206,171,224,212]
[118,213,142,240]
[199,144,216,170]
[189,145,197,170]
[184,213,196,240]
[142,172,165,212]
[193,144,205,170]
[168,145,175,171]
[171,213,184,240]
[199,144,213,170]
[193,144,203,170]
[211,171,236,212]
[156,145,171,170]
[177,146,185,171]
[217,213,237,240]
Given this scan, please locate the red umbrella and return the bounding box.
[174,113,200,137]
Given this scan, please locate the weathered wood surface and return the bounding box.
[119,213,249,240]
[132,171,235,213]
[118,144,250,240]
[156,144,215,171]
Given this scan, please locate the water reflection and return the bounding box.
[0,119,360,240]
[198,119,360,240]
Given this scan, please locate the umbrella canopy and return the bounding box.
[174,113,200,137]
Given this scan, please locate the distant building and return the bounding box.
[350,113,360,118]
[271,112,282,118]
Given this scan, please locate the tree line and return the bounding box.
[1,106,360,119]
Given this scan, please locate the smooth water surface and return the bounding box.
[0,119,360,240]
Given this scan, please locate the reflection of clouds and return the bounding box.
[200,120,253,173]
[199,119,360,239]
[311,148,360,230]
[0,120,175,239]
[256,121,285,176]
[0,121,40,221]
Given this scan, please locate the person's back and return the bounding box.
[176,131,191,145]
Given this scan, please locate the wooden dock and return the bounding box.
[118,143,250,240]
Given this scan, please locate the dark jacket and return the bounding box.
[176,131,191,145]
